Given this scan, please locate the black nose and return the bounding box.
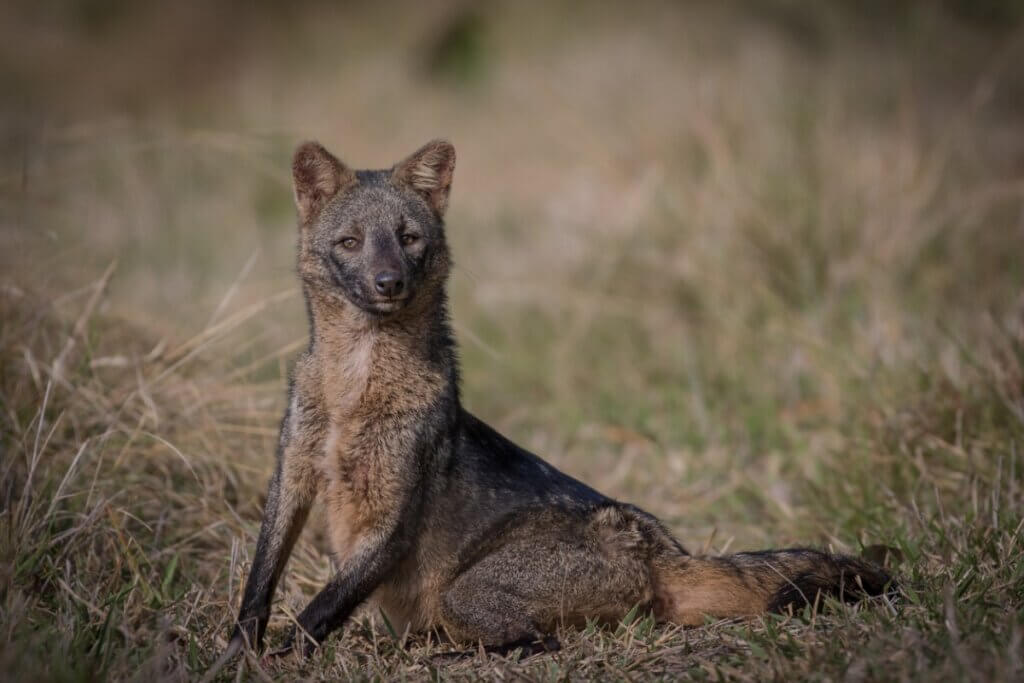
[374,271,404,298]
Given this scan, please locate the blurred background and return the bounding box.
[2,1,1024,678]
[4,0,1024,551]
[5,0,1023,519]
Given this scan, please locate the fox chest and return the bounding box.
[320,416,410,499]
[317,363,439,492]
[316,369,442,562]
[316,344,429,483]
[317,413,411,553]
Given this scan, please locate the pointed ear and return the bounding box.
[292,141,356,225]
[391,139,456,217]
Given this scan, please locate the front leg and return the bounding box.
[230,394,323,652]
[285,470,425,655]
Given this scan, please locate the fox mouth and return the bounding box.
[362,296,410,315]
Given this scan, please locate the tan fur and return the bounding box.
[370,538,447,635]
[309,302,445,559]
[651,557,772,626]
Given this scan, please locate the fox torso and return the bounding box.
[302,316,452,631]
[222,139,894,664]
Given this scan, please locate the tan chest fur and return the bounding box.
[312,316,445,570]
[290,298,450,633]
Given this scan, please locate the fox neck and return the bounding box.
[304,285,460,415]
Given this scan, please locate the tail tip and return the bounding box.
[767,554,899,614]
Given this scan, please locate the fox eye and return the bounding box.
[339,237,358,250]
[400,234,420,246]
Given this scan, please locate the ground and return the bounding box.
[1,1,1023,680]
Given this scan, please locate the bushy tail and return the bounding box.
[651,548,895,626]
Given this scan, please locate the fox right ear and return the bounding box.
[292,142,356,225]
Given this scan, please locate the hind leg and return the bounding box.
[439,575,557,652]
[438,509,656,648]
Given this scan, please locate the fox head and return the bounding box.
[291,140,455,318]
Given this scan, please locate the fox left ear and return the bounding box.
[392,139,456,217]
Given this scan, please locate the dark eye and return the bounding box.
[339,237,358,250]
[400,234,420,246]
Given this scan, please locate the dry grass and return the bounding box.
[2,1,1024,680]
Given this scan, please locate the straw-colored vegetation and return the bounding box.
[2,1,1023,679]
